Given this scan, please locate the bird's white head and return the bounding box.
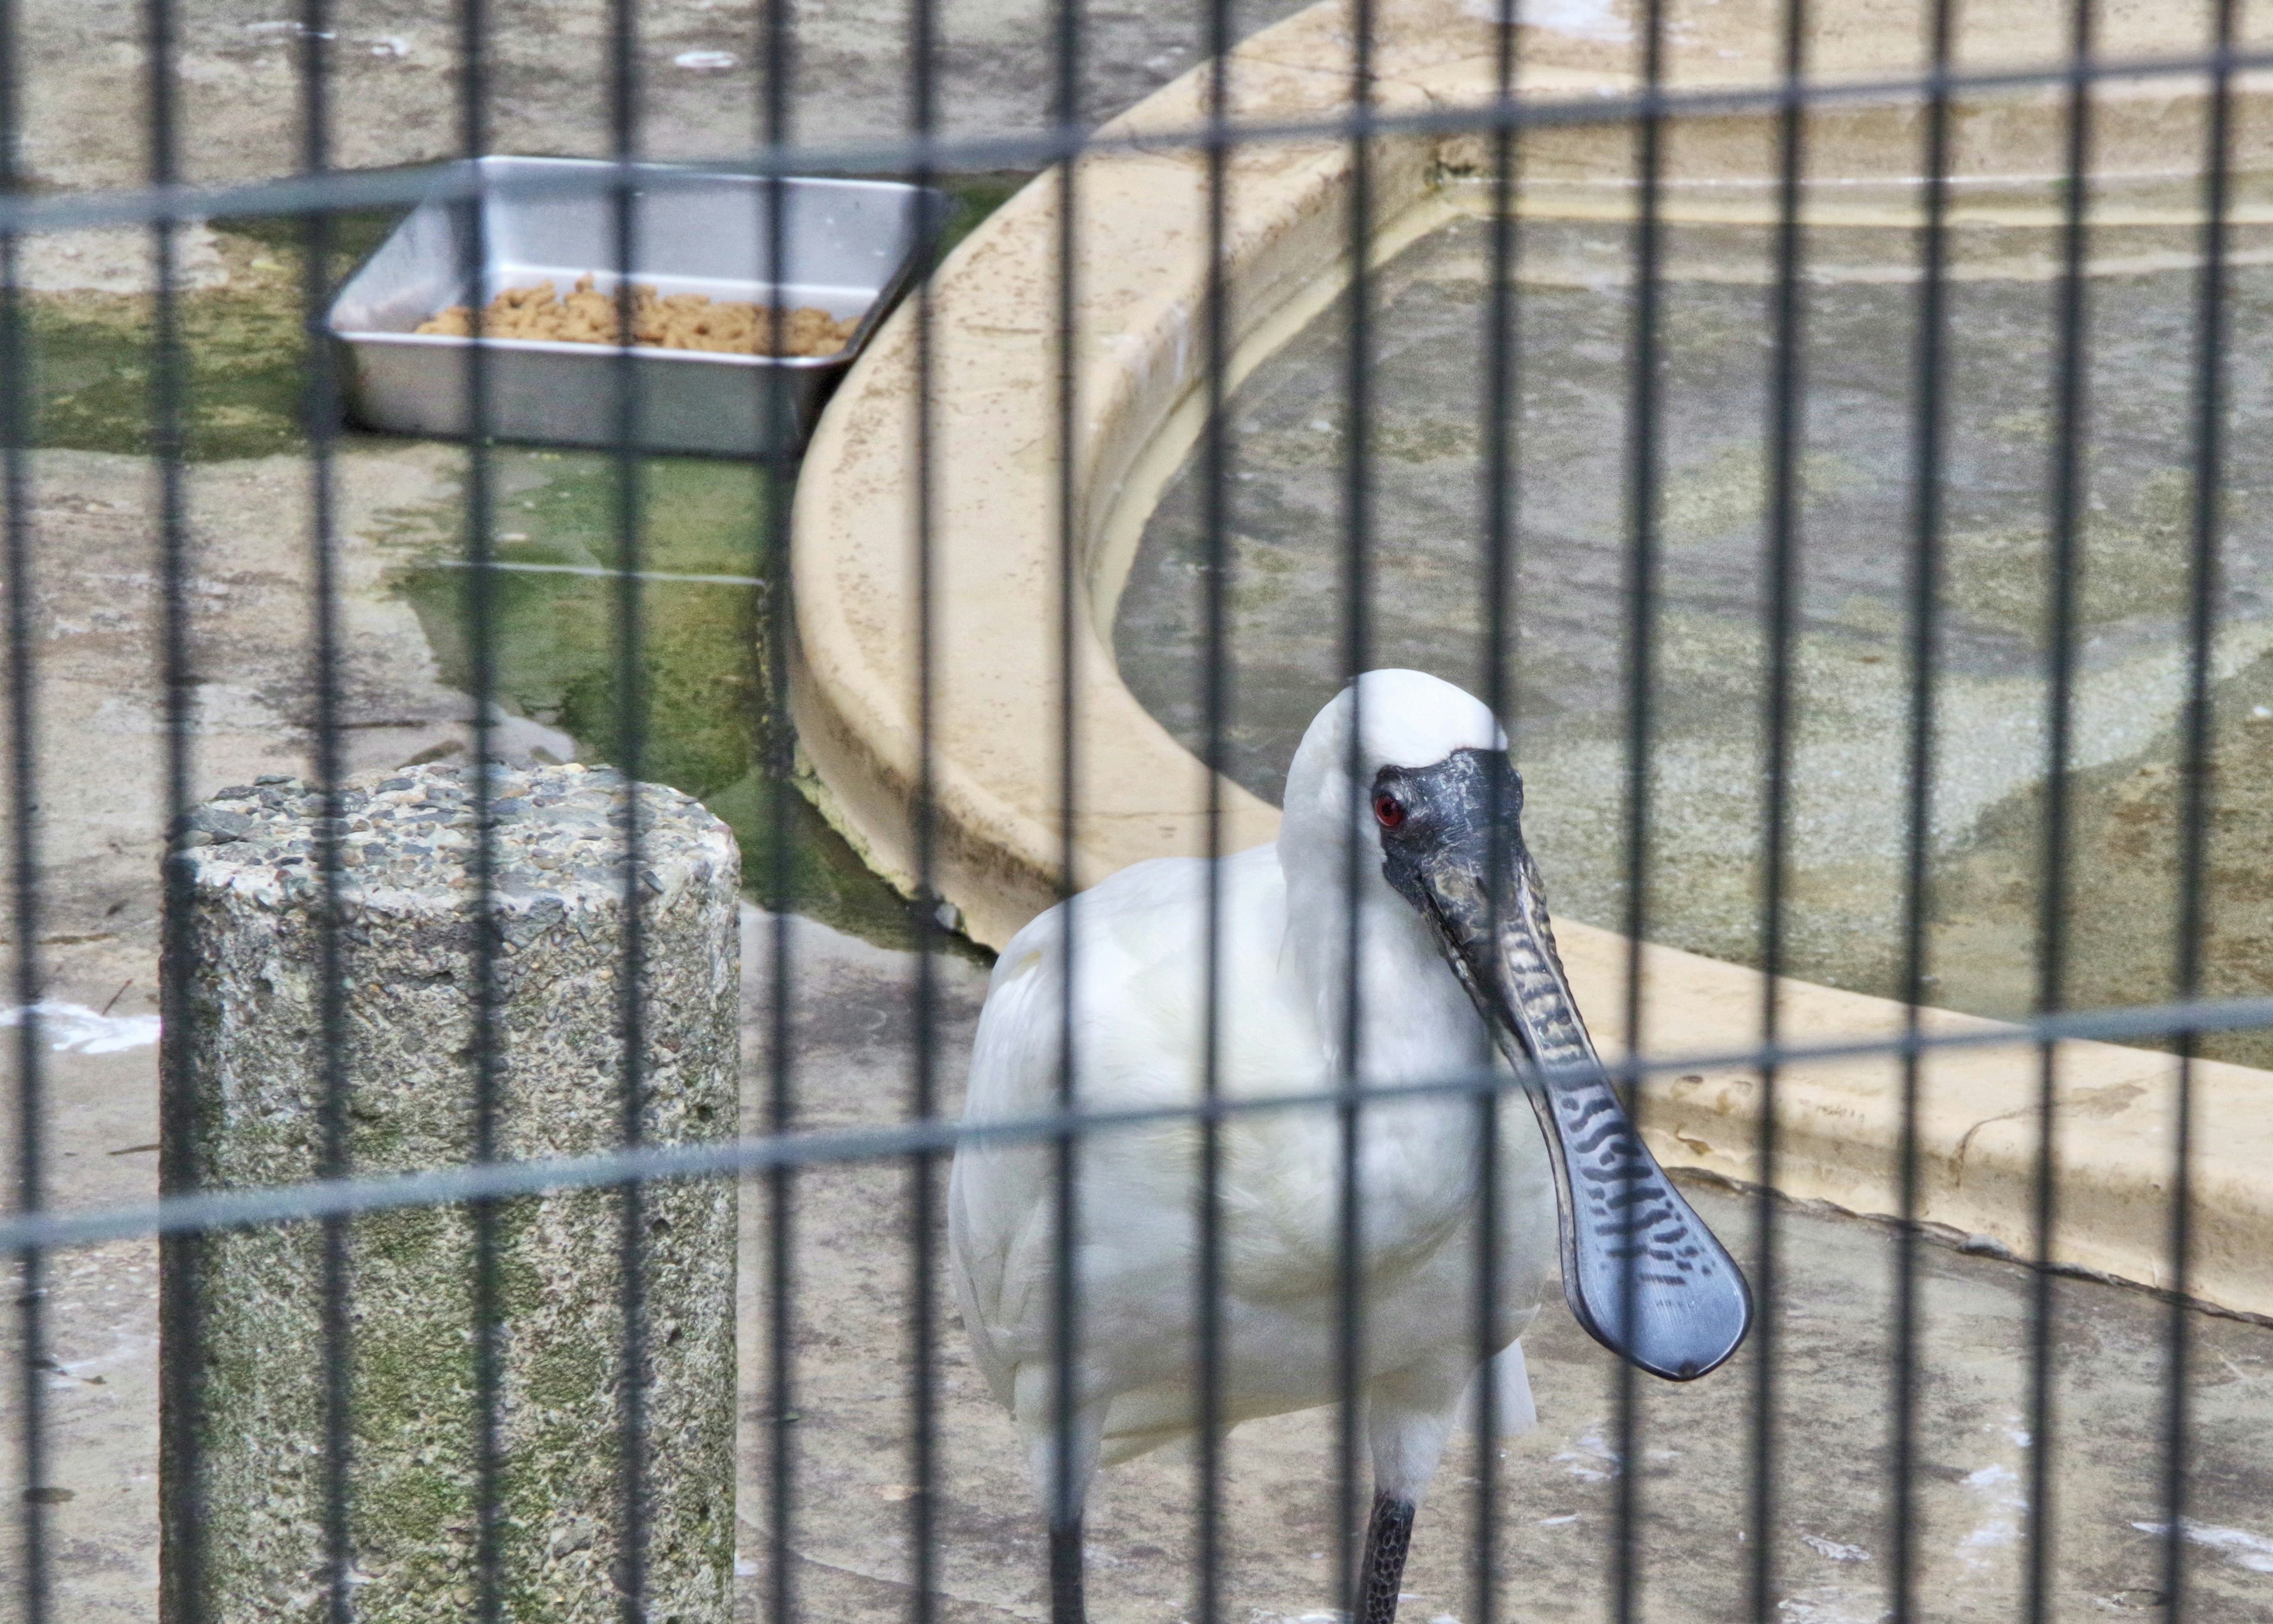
[1280,669,1504,887]
[1276,670,1520,1082]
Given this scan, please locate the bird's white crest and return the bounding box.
[1284,668,1505,825]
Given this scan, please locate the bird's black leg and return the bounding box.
[1049,1513,1087,1624]
[1354,1490,1416,1624]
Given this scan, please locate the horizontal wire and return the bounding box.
[4,43,2263,237]
[424,558,765,587]
[12,990,2269,1255]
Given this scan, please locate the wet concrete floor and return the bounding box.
[1116,207,2273,1069]
[0,433,936,1031]
[6,908,2270,1623]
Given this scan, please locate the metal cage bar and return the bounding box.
[0,0,41,1611]
[2161,3,2241,1618]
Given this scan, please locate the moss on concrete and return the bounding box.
[27,282,307,460]
[392,449,974,955]
[1371,415,1479,463]
[1657,443,1856,549]
[26,202,984,952]
[22,218,400,460]
[25,203,973,953]
[936,171,1037,263]
[165,766,739,1624]
[1940,467,2246,645]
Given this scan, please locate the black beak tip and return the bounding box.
[1570,1269,1753,1383]
[1628,1344,1738,1384]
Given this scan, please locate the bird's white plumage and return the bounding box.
[949,672,1557,1509]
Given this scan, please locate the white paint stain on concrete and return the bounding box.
[0,1002,161,1055]
[1776,1591,1889,1624]
[1801,1534,1871,1563]
[1460,0,1631,40]
[1551,1422,1621,1481]
[1958,1462,2027,1565]
[2132,1518,2273,1575]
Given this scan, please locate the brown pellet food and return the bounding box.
[416,274,859,357]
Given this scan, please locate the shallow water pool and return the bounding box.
[1117,206,2273,1065]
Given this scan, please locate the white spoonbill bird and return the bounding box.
[949,670,1750,1624]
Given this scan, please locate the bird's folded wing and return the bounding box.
[950,908,1073,1409]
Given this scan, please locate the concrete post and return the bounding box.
[159,761,739,1624]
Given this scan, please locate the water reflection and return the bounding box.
[395,449,946,952]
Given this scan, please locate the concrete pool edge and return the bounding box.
[788,0,2273,1316]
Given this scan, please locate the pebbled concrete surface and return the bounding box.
[4,907,2269,1622]
[166,764,740,1624]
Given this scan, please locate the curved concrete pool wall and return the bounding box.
[790,0,2273,1316]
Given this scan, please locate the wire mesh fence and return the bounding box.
[1,0,2269,1622]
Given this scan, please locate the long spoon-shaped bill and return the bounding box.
[1379,750,1752,1381]
[1483,887,1750,1379]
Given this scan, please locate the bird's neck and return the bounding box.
[1280,846,1492,1087]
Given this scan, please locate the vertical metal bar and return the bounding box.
[1472,5,1523,1623]
[1194,0,1233,1620]
[150,0,207,1603]
[291,0,355,1614]
[1749,0,1808,1616]
[756,0,799,1620]
[451,0,507,1617]
[1612,2,1668,1617]
[2025,4,2095,1616]
[1889,2,1956,1617]
[605,0,651,1613]
[1047,0,1086,1607]
[1335,0,1378,1603]
[902,0,939,1612]
[2159,6,2236,1619]
[0,0,46,1607]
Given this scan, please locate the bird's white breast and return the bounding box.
[949,841,1556,1460]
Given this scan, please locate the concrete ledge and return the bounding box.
[1569,923,2273,1323]
[789,0,2273,1316]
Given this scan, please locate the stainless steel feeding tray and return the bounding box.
[327,156,940,456]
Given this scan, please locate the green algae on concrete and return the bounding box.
[24,200,1002,953]
[390,448,966,955]
[24,205,985,952]
[162,763,738,1624]
[24,220,401,461]
[936,171,1039,263]
[1927,643,2273,1072]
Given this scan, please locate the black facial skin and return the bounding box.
[1372,747,1528,927]
[1369,747,1753,1383]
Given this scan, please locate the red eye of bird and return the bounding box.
[1373,793,1406,830]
